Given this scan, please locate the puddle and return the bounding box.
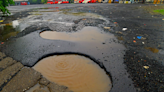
[33,55,112,92]
[0,21,20,41]
[40,26,113,43]
[145,47,159,53]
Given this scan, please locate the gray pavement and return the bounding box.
[0,3,164,92]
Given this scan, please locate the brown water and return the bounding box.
[40,26,113,43]
[33,55,112,92]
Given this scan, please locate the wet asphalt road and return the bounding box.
[0,3,164,92]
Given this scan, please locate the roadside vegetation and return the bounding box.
[0,0,15,16]
[153,9,164,15]
[142,5,164,15]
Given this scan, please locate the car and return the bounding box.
[47,1,54,4]
[21,2,27,5]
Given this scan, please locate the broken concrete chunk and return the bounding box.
[104,27,110,29]
[39,77,50,86]
[0,52,6,60]
[1,67,41,92]
[0,62,23,87]
[0,57,17,71]
[48,83,69,92]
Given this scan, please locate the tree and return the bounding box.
[0,0,15,16]
[41,0,47,4]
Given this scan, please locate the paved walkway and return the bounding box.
[0,52,72,92]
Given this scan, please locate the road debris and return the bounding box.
[122,27,127,31]
[143,66,149,69]
[104,27,111,29]
[133,40,136,43]
[137,36,142,39]
[1,42,4,44]
[0,20,4,22]
[141,37,146,40]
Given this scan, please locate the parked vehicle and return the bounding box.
[79,0,84,3]
[21,2,27,5]
[47,1,54,4]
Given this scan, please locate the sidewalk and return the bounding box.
[0,52,72,92]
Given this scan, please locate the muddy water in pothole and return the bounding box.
[40,26,112,42]
[0,20,20,41]
[33,55,112,92]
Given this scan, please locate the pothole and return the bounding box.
[33,54,112,92]
[40,26,114,42]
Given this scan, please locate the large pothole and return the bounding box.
[39,26,113,43]
[33,54,112,92]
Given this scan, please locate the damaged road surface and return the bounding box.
[0,4,164,92]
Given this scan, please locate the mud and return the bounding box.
[34,55,112,92]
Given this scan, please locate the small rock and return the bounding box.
[122,28,127,31]
[141,37,146,40]
[104,27,110,29]
[48,83,71,92]
[143,66,149,69]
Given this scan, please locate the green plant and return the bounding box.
[41,0,47,3]
[0,0,15,16]
[153,9,164,15]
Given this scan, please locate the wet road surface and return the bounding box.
[0,4,164,92]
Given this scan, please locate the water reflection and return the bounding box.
[33,55,112,92]
[0,20,20,41]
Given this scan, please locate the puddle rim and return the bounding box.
[32,52,113,89]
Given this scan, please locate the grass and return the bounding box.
[153,9,164,15]
[141,5,164,15]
